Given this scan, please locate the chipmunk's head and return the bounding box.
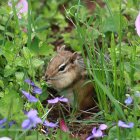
[44,46,85,90]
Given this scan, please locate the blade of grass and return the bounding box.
[27,0,32,48]
[110,33,118,99]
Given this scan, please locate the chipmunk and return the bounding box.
[44,46,95,110]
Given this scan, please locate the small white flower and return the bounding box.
[0,137,12,140]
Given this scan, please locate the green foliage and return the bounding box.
[102,12,128,33]
[0,0,140,139]
[0,89,24,123]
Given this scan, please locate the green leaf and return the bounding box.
[15,72,24,84]
[0,25,5,31]
[39,42,54,56]
[30,37,54,56]
[32,58,44,68]
[0,92,4,98]
[0,90,23,118]
[0,80,4,88]
[23,47,32,59]
[15,57,26,67]
[4,65,16,77]
[136,128,140,137]
[102,12,127,33]
[2,41,15,63]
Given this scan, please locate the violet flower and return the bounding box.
[21,90,38,102]
[43,120,58,128]
[48,97,68,104]
[25,79,42,94]
[135,12,140,37]
[0,119,15,129]
[86,124,107,140]
[99,124,108,130]
[32,86,42,94]
[8,121,16,127]
[22,110,42,129]
[118,120,134,128]
[25,79,35,86]
[0,118,7,128]
[0,118,7,126]
[124,96,133,106]
[8,0,28,19]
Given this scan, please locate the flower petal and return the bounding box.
[118,120,134,128]
[43,121,58,128]
[17,0,28,14]
[22,110,42,129]
[48,97,59,104]
[27,110,38,118]
[135,12,140,37]
[33,117,42,124]
[92,127,103,137]
[59,97,68,103]
[0,118,7,126]
[26,110,42,128]
[9,121,16,127]
[25,79,35,86]
[32,86,42,94]
[99,124,107,130]
[124,96,133,105]
[86,135,94,140]
[59,119,69,132]
[22,119,31,129]
[0,137,12,140]
[21,90,38,102]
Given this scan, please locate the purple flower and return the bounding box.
[135,12,140,37]
[86,124,107,140]
[0,118,7,126]
[43,120,58,128]
[0,119,15,129]
[21,90,38,102]
[92,127,103,137]
[48,97,68,104]
[0,118,7,128]
[22,110,42,129]
[99,124,108,130]
[8,121,16,127]
[25,79,35,86]
[32,86,42,94]
[124,96,133,106]
[25,79,42,94]
[118,120,134,128]
[59,97,69,102]
[8,0,28,19]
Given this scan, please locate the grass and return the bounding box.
[0,0,140,139]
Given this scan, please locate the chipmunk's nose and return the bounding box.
[42,74,50,81]
[42,75,47,81]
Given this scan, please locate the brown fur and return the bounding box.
[45,48,95,110]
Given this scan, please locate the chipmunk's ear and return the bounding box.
[57,45,66,52]
[70,52,80,63]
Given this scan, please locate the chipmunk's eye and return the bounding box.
[58,64,66,72]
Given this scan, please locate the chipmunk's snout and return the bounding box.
[42,74,49,81]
